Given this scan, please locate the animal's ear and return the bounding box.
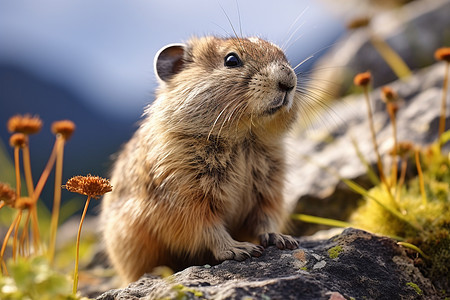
[154,43,186,82]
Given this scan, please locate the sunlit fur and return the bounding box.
[101,36,302,283]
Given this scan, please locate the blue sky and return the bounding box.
[0,0,344,120]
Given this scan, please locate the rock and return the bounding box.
[96,228,439,299]
[285,61,450,235]
[313,0,450,96]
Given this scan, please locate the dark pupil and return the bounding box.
[225,53,241,67]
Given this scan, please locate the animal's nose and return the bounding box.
[278,82,294,92]
[277,64,296,92]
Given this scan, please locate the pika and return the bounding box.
[101,36,301,283]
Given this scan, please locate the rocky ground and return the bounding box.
[96,229,440,300]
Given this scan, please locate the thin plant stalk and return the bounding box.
[398,241,430,259]
[73,195,91,295]
[387,103,399,189]
[351,137,380,185]
[291,214,353,228]
[1,211,21,274]
[19,211,31,257]
[12,209,22,261]
[22,144,34,196]
[415,149,427,206]
[49,137,65,264]
[370,35,412,80]
[363,86,386,185]
[396,159,408,202]
[438,61,449,150]
[1,260,7,276]
[29,140,59,251]
[14,147,21,199]
[362,86,396,209]
[28,207,40,252]
[31,141,59,204]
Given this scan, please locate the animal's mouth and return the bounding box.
[265,91,292,115]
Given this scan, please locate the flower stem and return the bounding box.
[415,149,427,206]
[19,211,31,257]
[12,209,22,261]
[397,159,408,202]
[30,139,59,252]
[22,143,35,196]
[388,104,399,189]
[439,62,449,151]
[1,211,21,274]
[49,137,65,265]
[73,196,91,295]
[363,87,386,182]
[363,86,396,208]
[14,147,21,199]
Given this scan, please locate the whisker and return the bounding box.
[218,100,246,140]
[295,86,343,130]
[293,54,315,72]
[218,2,246,54]
[283,21,306,53]
[207,99,239,140]
[281,7,309,51]
[233,101,250,136]
[235,0,243,38]
[293,43,339,73]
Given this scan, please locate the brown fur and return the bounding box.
[101,36,301,283]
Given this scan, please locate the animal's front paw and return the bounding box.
[214,241,264,262]
[259,233,299,250]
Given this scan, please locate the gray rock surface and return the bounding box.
[314,0,450,94]
[285,61,450,235]
[96,228,439,299]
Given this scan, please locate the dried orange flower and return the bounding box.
[7,114,43,135]
[63,174,112,199]
[52,120,76,140]
[435,47,450,62]
[387,102,399,116]
[354,72,372,86]
[9,133,28,148]
[347,16,371,30]
[389,141,415,157]
[381,86,398,103]
[0,182,16,207]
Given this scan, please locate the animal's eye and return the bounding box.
[224,53,242,68]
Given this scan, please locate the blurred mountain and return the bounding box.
[0,0,345,209]
[0,64,137,206]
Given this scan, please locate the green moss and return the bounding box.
[406,282,423,295]
[0,256,81,300]
[300,267,308,271]
[172,284,204,299]
[328,245,343,259]
[350,141,450,288]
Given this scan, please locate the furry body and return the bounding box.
[101,36,300,283]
